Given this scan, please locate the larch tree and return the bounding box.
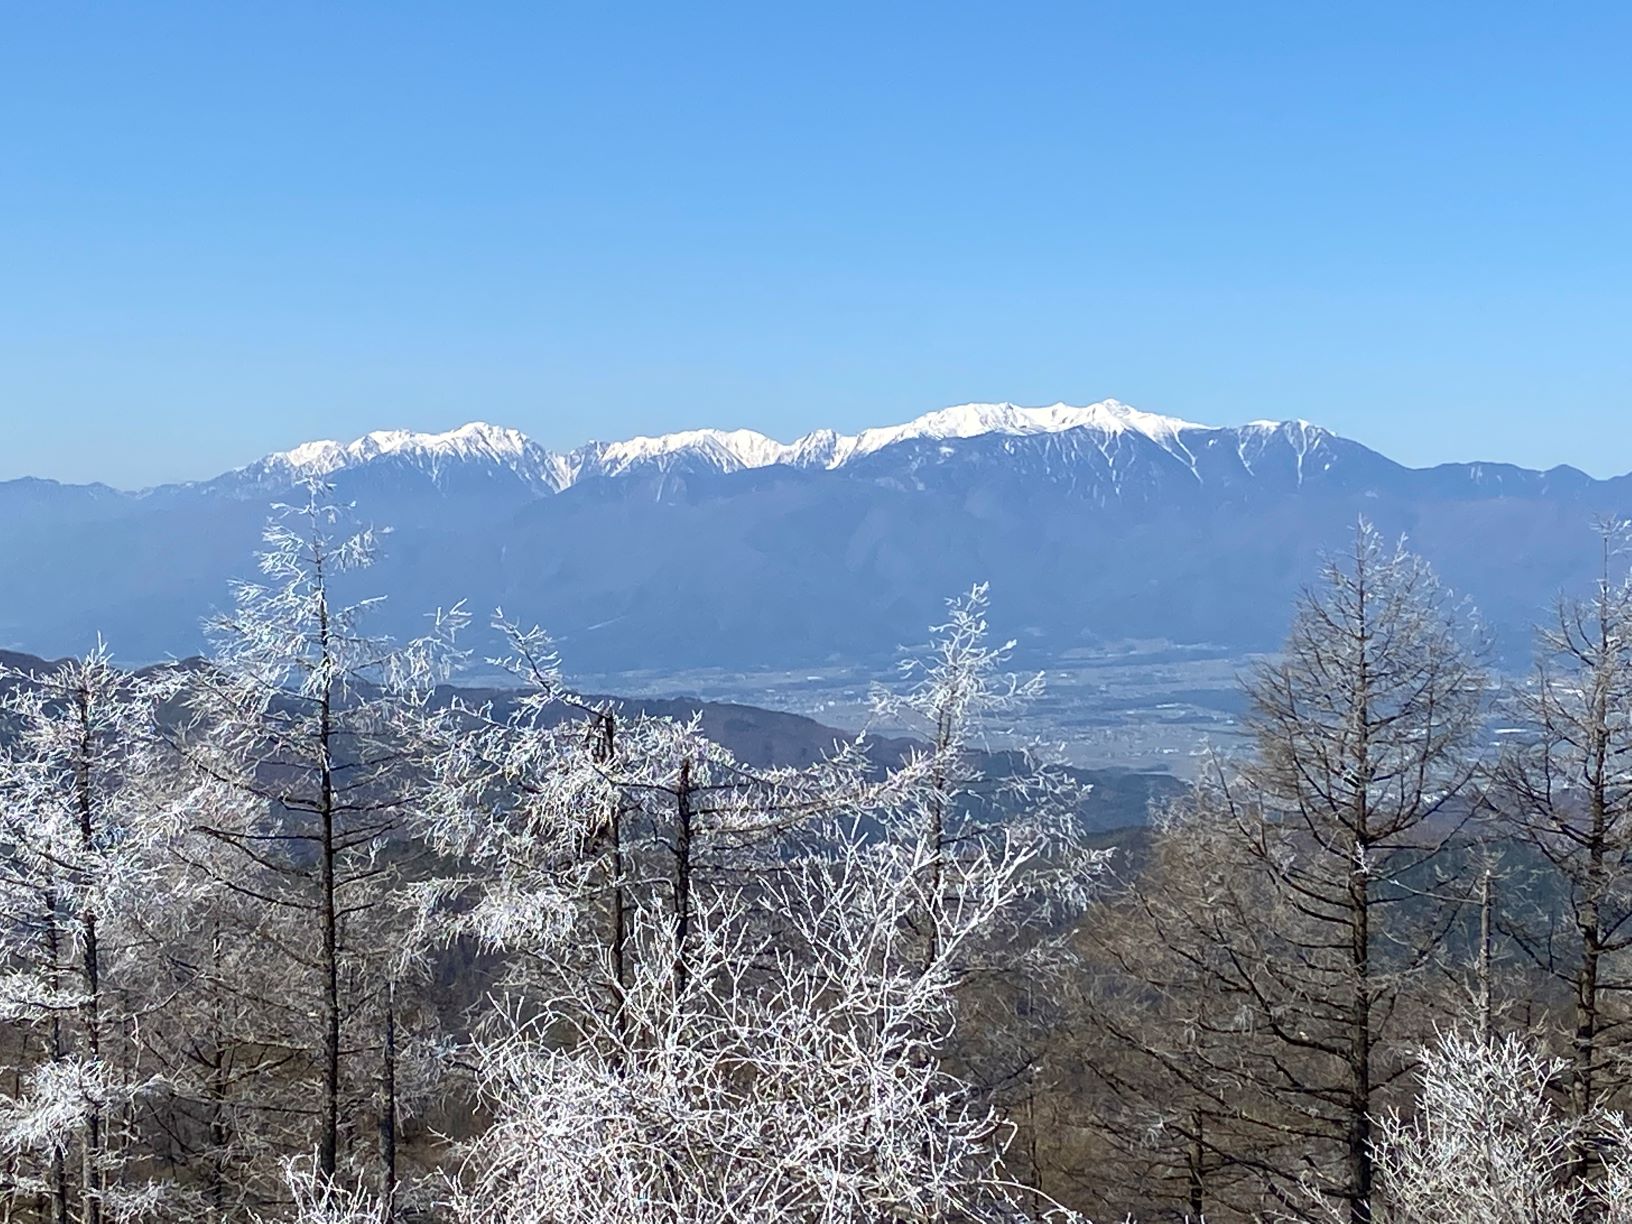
[872,584,1105,1207]
[0,645,179,1224]
[165,487,461,1203]
[1492,520,1632,1192]
[413,612,874,1032]
[1080,521,1488,1222]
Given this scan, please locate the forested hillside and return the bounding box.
[6,491,1632,1223]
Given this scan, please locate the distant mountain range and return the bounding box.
[2,399,1624,670]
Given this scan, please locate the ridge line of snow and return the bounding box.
[255,399,1230,483]
[260,421,535,477]
[240,401,1349,498]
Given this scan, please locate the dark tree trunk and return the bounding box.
[73,686,103,1224]
[317,593,341,1180]
[206,923,230,1219]
[42,892,69,1224]
[380,980,397,1220]
[672,758,695,997]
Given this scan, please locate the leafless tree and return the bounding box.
[0,646,180,1223]
[1492,520,1632,1194]
[1079,522,1488,1222]
[1354,1030,1632,1224]
[166,486,461,1203]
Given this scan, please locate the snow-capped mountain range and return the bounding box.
[220,400,1322,494]
[1,399,1623,670]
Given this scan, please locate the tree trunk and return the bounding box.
[1572,767,1608,1185]
[1187,1110,1206,1223]
[596,712,629,1045]
[380,980,397,1220]
[1348,876,1373,1224]
[672,758,695,997]
[73,687,103,1224]
[1347,563,1375,1224]
[317,592,341,1180]
[1478,867,1496,1046]
[206,922,230,1218]
[42,892,69,1224]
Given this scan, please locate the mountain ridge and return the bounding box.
[26,399,1321,496]
[11,399,1609,499]
[4,398,1630,673]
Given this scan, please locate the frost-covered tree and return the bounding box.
[258,1156,388,1224]
[447,819,1087,1223]
[872,585,1105,1205]
[410,618,599,964]
[166,487,461,1198]
[0,645,179,1224]
[429,589,1107,1222]
[1365,1032,1584,1224]
[414,614,872,1032]
[872,584,1096,975]
[1354,1030,1632,1224]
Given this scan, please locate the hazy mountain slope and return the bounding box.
[0,400,1621,668]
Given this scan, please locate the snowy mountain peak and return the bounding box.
[1245,418,1320,433]
[264,421,535,476]
[579,427,792,478]
[561,400,1220,480]
[836,399,1212,463]
[239,399,1319,497]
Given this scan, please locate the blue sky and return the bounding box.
[3,3,1630,487]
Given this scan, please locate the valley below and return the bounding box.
[573,637,1255,777]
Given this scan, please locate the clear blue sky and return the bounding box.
[3,2,1630,487]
